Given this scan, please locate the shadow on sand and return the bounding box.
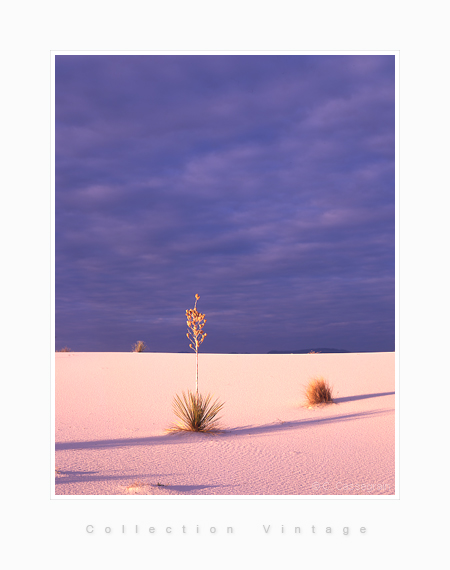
[149,483,233,493]
[56,407,393,452]
[333,391,395,404]
[55,470,232,493]
[55,471,175,485]
[226,409,393,436]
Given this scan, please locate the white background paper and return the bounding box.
[2,1,446,568]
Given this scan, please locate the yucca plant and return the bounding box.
[305,376,334,406]
[167,390,224,433]
[167,294,225,433]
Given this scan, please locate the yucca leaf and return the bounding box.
[167,390,225,433]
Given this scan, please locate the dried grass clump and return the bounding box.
[57,347,71,352]
[167,390,224,433]
[305,377,334,406]
[125,481,146,494]
[132,340,147,352]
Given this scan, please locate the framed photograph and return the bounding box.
[4,3,442,567]
[54,53,396,502]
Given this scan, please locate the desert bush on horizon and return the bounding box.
[305,377,334,406]
[132,340,147,353]
[168,294,225,433]
[57,346,71,352]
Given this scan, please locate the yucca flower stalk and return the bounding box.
[186,294,207,399]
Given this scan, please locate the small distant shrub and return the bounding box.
[308,350,321,354]
[125,481,145,494]
[57,347,71,352]
[132,341,147,353]
[305,377,334,406]
[167,390,224,433]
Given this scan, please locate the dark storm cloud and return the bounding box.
[55,54,395,353]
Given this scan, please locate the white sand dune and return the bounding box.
[55,352,395,496]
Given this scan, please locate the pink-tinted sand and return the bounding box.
[55,352,395,496]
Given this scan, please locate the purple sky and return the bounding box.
[55,55,395,353]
